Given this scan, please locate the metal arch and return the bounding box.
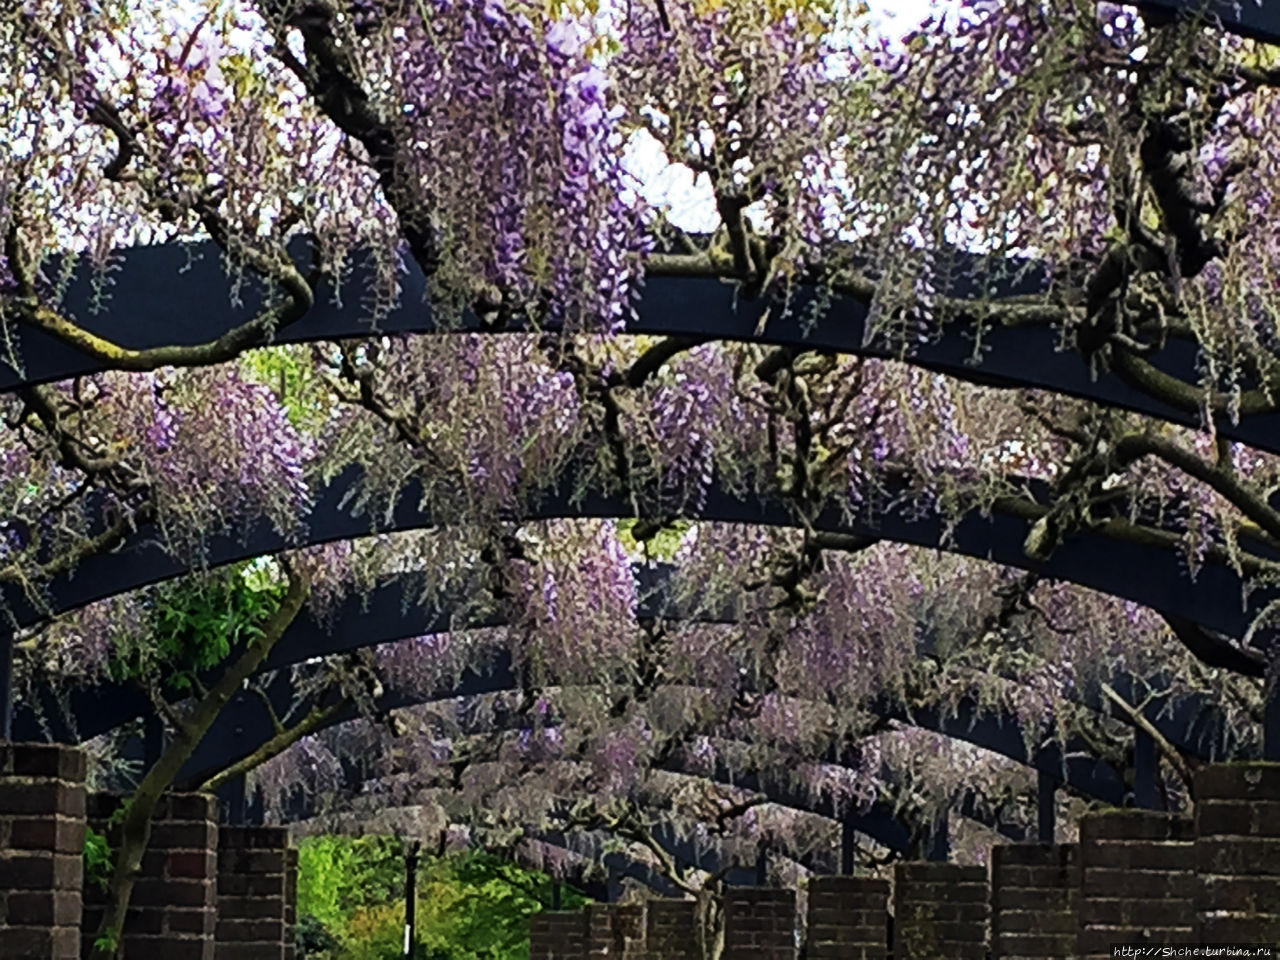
[137,660,1033,855]
[9,552,1246,775]
[9,235,1280,457]
[160,650,1124,816]
[284,790,996,894]
[274,758,898,883]
[12,549,1236,825]
[176,675,962,857]
[530,830,710,898]
[168,657,1120,803]
[1,462,1271,646]
[1138,0,1280,44]
[19,564,1147,833]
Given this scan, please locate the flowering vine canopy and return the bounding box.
[3,0,1280,882]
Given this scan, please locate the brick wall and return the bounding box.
[614,903,644,958]
[283,846,297,960]
[586,903,615,958]
[0,742,86,960]
[585,903,644,958]
[1195,763,1280,946]
[81,792,218,960]
[805,876,888,960]
[282,849,296,960]
[990,843,1077,959]
[893,862,987,960]
[530,909,588,959]
[722,888,795,960]
[1076,810,1195,959]
[215,826,289,959]
[643,898,697,960]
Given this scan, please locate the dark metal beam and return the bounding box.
[1132,728,1162,810]
[247,707,1029,864]
[924,814,949,863]
[152,652,1129,810]
[0,634,10,741]
[1137,0,1280,45]
[840,816,856,875]
[12,238,1280,459]
[13,565,1245,775]
[3,464,1271,673]
[1037,771,1056,844]
[1267,684,1280,763]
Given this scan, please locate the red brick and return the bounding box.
[0,782,84,818]
[169,851,216,879]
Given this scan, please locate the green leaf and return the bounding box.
[83,826,113,893]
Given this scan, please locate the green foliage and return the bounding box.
[108,559,286,691]
[92,929,119,953]
[616,518,691,561]
[297,834,405,947]
[106,801,129,829]
[411,851,589,960]
[83,826,112,893]
[296,836,587,960]
[241,346,332,433]
[297,913,342,956]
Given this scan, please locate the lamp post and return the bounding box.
[403,840,421,960]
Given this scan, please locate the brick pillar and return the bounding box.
[990,843,1077,959]
[282,847,297,960]
[614,904,644,959]
[0,743,86,960]
[1195,763,1280,946]
[1076,810,1195,959]
[586,903,645,958]
[587,904,615,959]
[529,909,587,959]
[805,876,889,960]
[643,899,697,960]
[215,826,288,959]
[893,862,988,960]
[81,792,218,959]
[723,888,795,960]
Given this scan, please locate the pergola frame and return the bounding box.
[3,1,1279,897]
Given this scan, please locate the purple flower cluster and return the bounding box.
[97,367,313,544]
[372,1,649,329]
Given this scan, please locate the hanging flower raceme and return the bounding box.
[350,0,650,328]
[94,366,314,547]
[6,0,402,301]
[612,0,860,278]
[506,520,640,686]
[320,333,582,521]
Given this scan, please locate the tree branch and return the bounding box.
[1099,680,1195,792]
[198,693,351,794]
[88,565,309,959]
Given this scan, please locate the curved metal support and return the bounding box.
[0,635,11,741]
[1138,0,1280,44]
[1268,689,1280,764]
[151,650,1129,808]
[2,461,1270,672]
[1037,771,1056,844]
[12,235,1280,458]
[270,748,984,869]
[13,562,1244,774]
[1132,728,1162,810]
[924,814,949,863]
[223,693,1026,860]
[539,827,757,892]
